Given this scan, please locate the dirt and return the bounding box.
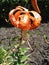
[0,22,49,65]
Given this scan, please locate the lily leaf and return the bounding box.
[21,55,29,63]
[20,47,30,55]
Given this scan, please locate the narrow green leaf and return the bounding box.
[21,55,29,62]
[21,40,25,44]
[12,36,21,41]
[20,47,30,55]
[43,34,47,39]
[0,48,7,64]
[14,44,19,48]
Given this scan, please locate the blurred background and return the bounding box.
[0,0,49,27]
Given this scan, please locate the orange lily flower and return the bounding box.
[9,6,41,30]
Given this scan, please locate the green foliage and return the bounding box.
[0,48,7,64]
[0,47,30,65]
[12,47,29,65]
[0,39,30,65]
[12,35,21,41]
[11,39,30,65]
[0,47,13,65]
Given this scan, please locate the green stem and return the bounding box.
[18,30,33,50]
[22,30,33,50]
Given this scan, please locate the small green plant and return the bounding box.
[12,38,30,65]
[12,47,30,65]
[43,34,49,44]
[0,47,13,65]
[0,39,30,65]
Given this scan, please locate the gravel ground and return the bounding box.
[0,22,49,65]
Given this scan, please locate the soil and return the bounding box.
[0,22,49,65]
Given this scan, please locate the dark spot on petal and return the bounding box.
[19,17,21,21]
[29,12,34,17]
[13,10,20,14]
[20,12,25,15]
[30,19,33,24]
[20,8,25,11]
